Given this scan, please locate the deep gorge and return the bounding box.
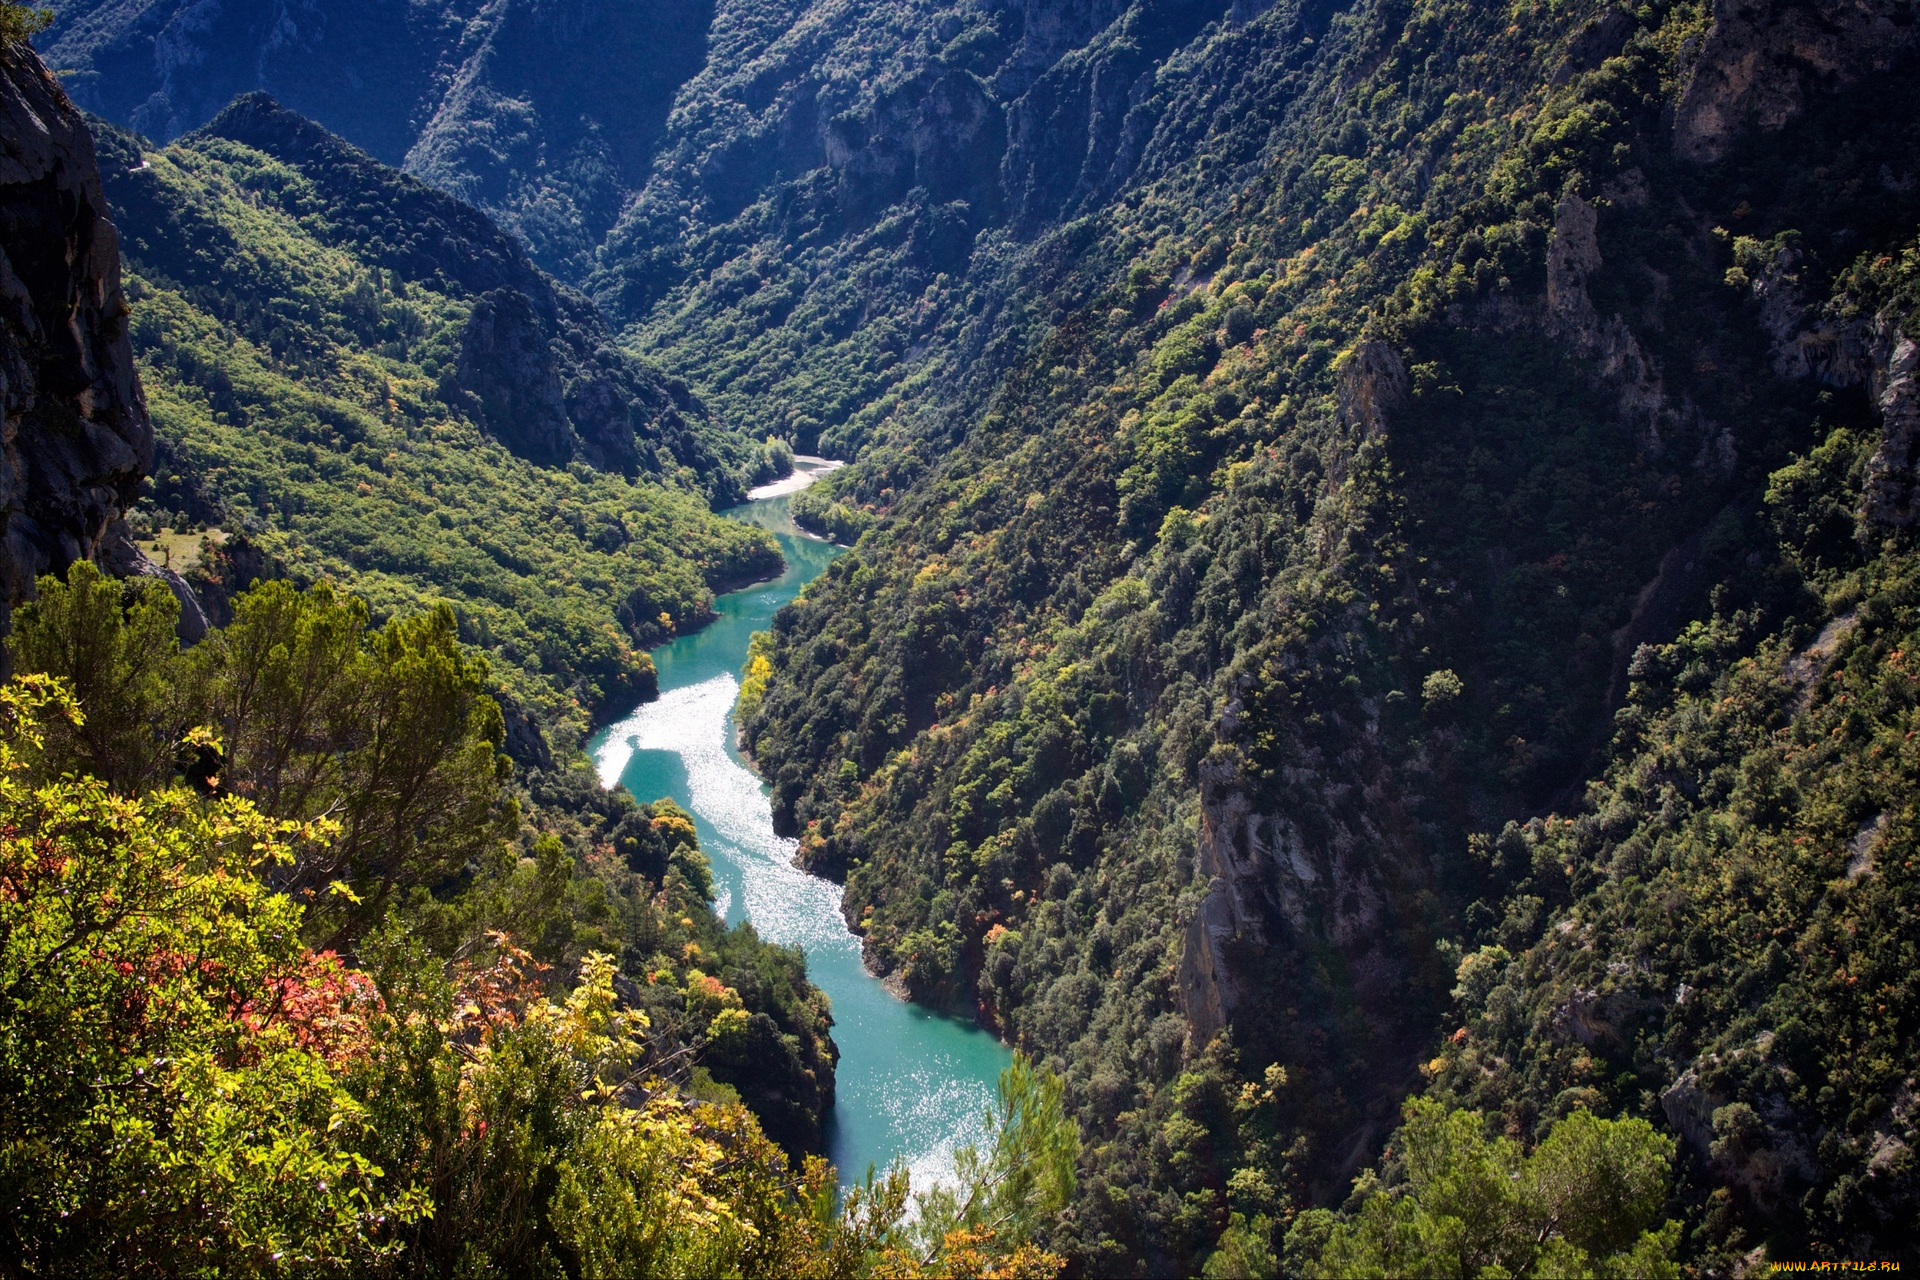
[2,0,1918,1273]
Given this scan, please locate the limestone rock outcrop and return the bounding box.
[0,42,153,640]
[1177,734,1434,1193]
[1675,0,1920,164]
[1861,333,1920,533]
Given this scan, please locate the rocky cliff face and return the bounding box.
[0,42,154,641]
[1863,333,1920,532]
[1177,750,1427,1101]
[38,0,715,279]
[1674,0,1920,164]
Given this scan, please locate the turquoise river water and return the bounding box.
[587,459,1012,1189]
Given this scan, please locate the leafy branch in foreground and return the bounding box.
[907,1053,1080,1272]
[0,4,49,45]
[11,562,514,948]
[0,675,419,1274]
[1279,1100,1679,1280]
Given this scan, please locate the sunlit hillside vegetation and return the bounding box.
[91,105,787,733]
[0,563,1085,1276]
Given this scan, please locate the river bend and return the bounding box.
[588,459,1012,1188]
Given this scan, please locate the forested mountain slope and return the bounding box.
[737,0,1920,1271]
[0,33,879,1273]
[91,97,784,731]
[36,0,715,278]
[69,82,850,1166]
[37,0,1390,485]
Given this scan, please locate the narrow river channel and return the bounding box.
[587,457,1013,1189]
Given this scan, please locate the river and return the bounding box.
[587,457,1013,1190]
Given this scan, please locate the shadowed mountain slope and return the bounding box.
[738,0,1920,1271]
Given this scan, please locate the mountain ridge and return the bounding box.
[146,90,749,486]
[89,96,787,734]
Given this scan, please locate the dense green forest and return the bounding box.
[735,0,1920,1273]
[9,0,1920,1274]
[87,99,796,737]
[0,560,1089,1276]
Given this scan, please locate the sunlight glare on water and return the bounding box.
[593,673,850,978]
[588,461,1011,1192]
